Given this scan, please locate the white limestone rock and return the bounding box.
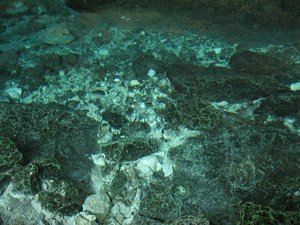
[82,194,111,222]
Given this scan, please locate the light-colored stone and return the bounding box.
[75,212,98,225]
[43,25,75,45]
[83,194,111,222]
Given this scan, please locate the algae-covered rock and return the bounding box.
[109,171,128,201]
[12,155,61,194]
[0,137,22,184]
[120,121,151,137]
[237,202,300,225]
[0,102,98,185]
[38,181,81,214]
[101,138,159,162]
[168,118,300,224]
[163,96,230,131]
[164,215,210,225]
[101,110,128,129]
[165,63,287,103]
[229,51,288,74]
[254,93,300,117]
[140,182,179,222]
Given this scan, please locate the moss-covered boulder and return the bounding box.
[101,110,128,129]
[12,155,61,194]
[0,137,22,184]
[165,63,288,103]
[229,51,288,74]
[101,138,159,162]
[237,202,300,225]
[38,181,82,214]
[254,93,300,118]
[0,102,98,187]
[140,182,179,222]
[168,118,300,224]
[163,96,231,131]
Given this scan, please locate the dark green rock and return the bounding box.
[0,137,22,184]
[120,121,151,137]
[140,182,179,222]
[168,118,300,224]
[12,163,40,194]
[12,155,61,194]
[102,138,159,162]
[102,110,128,129]
[0,102,98,185]
[38,181,81,214]
[164,215,210,225]
[163,96,231,131]
[237,202,300,225]
[109,171,128,201]
[165,64,287,103]
[229,51,288,74]
[254,93,300,117]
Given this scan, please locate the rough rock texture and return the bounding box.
[167,120,300,224]
[237,202,300,225]
[0,137,22,185]
[64,0,300,28]
[139,182,180,222]
[101,138,159,162]
[38,181,82,214]
[12,155,61,195]
[0,103,98,190]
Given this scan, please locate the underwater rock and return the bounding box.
[75,212,99,225]
[120,121,151,137]
[101,138,159,162]
[139,182,179,222]
[64,0,108,12]
[5,1,30,15]
[164,215,210,225]
[132,54,166,80]
[82,193,111,222]
[101,110,128,129]
[38,181,82,214]
[254,93,300,117]
[168,118,300,224]
[42,25,75,45]
[163,95,231,131]
[237,202,300,225]
[109,171,128,201]
[229,51,288,74]
[0,137,22,185]
[11,155,60,195]
[165,63,287,103]
[0,102,98,188]
[0,50,20,75]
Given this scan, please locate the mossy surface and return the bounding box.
[140,182,179,222]
[38,181,81,214]
[101,110,128,129]
[0,137,22,184]
[237,202,300,225]
[12,155,61,194]
[0,102,98,160]
[109,171,128,201]
[102,138,159,162]
[168,118,300,224]
[0,102,97,196]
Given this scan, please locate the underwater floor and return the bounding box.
[0,1,299,225]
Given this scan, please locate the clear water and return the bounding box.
[0,1,299,225]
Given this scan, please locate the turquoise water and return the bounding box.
[0,1,299,224]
